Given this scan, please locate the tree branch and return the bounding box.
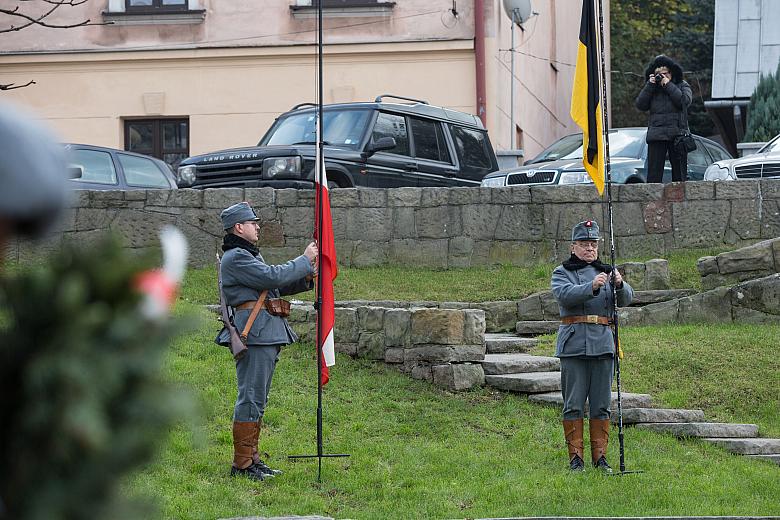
[0,80,37,90]
[0,0,103,34]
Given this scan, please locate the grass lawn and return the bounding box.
[181,246,736,306]
[126,304,780,519]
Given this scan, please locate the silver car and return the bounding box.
[704,134,780,181]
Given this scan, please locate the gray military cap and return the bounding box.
[571,220,601,241]
[221,202,260,230]
[0,101,69,236]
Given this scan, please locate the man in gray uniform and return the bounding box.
[219,202,317,481]
[551,220,633,472]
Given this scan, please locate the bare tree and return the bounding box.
[1,0,105,91]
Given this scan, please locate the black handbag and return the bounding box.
[673,101,696,155]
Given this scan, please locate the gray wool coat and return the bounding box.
[551,264,634,358]
[219,247,314,347]
[635,80,692,142]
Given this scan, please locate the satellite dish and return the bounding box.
[502,0,533,25]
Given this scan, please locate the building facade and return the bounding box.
[0,0,606,169]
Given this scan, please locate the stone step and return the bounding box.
[485,371,561,393]
[747,454,780,466]
[516,320,559,336]
[635,422,759,438]
[484,333,538,354]
[703,437,780,455]
[528,391,654,410]
[621,408,705,424]
[481,353,560,375]
[629,289,697,306]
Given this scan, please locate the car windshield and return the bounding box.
[757,134,780,154]
[527,128,647,163]
[260,108,372,150]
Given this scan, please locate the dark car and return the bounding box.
[66,144,178,190]
[176,95,499,189]
[481,127,733,187]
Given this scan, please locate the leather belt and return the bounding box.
[236,301,257,310]
[561,315,613,326]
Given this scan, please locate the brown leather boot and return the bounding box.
[252,420,282,477]
[589,418,612,472]
[563,419,585,471]
[230,421,264,480]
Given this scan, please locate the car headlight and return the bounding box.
[558,171,594,185]
[704,164,734,181]
[481,176,506,187]
[177,165,196,187]
[263,156,301,178]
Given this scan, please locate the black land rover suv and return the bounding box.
[176,95,499,189]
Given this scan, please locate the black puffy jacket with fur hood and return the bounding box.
[635,55,692,142]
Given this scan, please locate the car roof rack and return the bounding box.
[290,102,318,111]
[374,94,429,105]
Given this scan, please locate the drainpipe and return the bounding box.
[475,0,487,127]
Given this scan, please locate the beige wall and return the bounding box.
[0,0,607,163]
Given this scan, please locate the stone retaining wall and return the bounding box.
[288,304,487,391]
[6,181,780,268]
[697,238,780,290]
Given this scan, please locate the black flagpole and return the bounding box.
[288,0,348,482]
[595,0,641,476]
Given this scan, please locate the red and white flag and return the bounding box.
[314,156,337,386]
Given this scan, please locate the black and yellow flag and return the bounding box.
[570,0,605,194]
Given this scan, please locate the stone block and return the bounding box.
[278,206,314,238]
[697,255,719,276]
[615,183,663,202]
[432,363,485,391]
[619,262,646,290]
[492,185,532,204]
[494,204,545,241]
[644,259,670,290]
[110,209,175,247]
[614,234,666,259]
[334,307,359,343]
[384,308,411,347]
[629,289,696,306]
[515,320,560,335]
[704,438,780,455]
[643,200,672,234]
[358,306,385,332]
[275,189,298,207]
[479,301,518,332]
[244,187,275,209]
[336,342,358,356]
[540,292,561,319]
[487,241,546,266]
[389,239,448,268]
[449,187,491,205]
[662,182,686,202]
[634,422,759,438]
[448,236,475,268]
[385,347,404,364]
[72,190,91,207]
[346,207,391,241]
[678,287,732,324]
[404,344,484,363]
[760,199,780,239]
[352,241,388,267]
[727,200,762,241]
[410,363,433,382]
[124,190,147,201]
[619,306,644,326]
[530,184,601,203]
[481,353,559,375]
[612,203,646,236]
[517,294,543,321]
[716,179,760,199]
[359,188,387,207]
[411,309,465,345]
[257,220,284,246]
[168,189,203,207]
[731,274,780,317]
[392,207,416,239]
[685,181,715,200]
[75,208,114,231]
[203,188,243,209]
[329,188,359,207]
[463,309,486,345]
[388,188,421,207]
[672,200,730,248]
[717,241,775,274]
[485,371,561,393]
[773,239,780,271]
[461,205,501,239]
[620,408,705,424]
[419,187,449,207]
[639,300,679,325]
[415,206,459,238]
[731,306,780,324]
[357,331,385,360]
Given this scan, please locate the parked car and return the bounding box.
[176,95,499,189]
[481,127,732,187]
[66,144,178,190]
[704,133,780,181]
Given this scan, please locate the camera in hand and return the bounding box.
[654,73,664,83]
